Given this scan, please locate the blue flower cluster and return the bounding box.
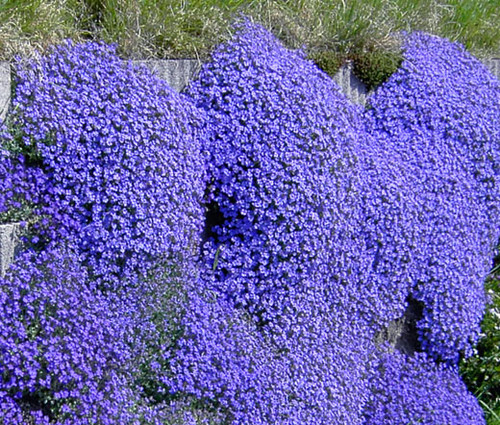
[186,19,380,332]
[0,149,27,219]
[0,127,46,223]
[366,32,500,363]
[0,19,497,425]
[181,21,378,422]
[0,242,137,424]
[364,348,485,425]
[1,41,211,423]
[168,270,372,424]
[10,41,206,286]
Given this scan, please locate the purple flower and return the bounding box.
[9,41,207,287]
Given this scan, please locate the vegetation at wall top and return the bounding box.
[0,0,499,88]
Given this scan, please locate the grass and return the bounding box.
[461,274,500,425]
[0,0,498,83]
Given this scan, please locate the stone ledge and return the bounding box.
[135,59,201,93]
[0,223,22,277]
[0,62,10,123]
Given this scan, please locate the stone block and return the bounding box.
[374,298,423,355]
[332,61,368,106]
[135,59,201,92]
[0,223,21,277]
[483,58,500,80]
[0,62,10,123]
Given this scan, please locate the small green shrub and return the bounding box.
[308,50,346,78]
[352,47,403,91]
[308,50,345,78]
[461,276,500,425]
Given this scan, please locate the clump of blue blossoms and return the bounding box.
[364,349,485,425]
[167,268,373,424]
[0,149,28,221]
[366,32,500,363]
[0,126,46,224]
[0,242,140,424]
[181,21,494,423]
[0,19,497,425]
[186,19,383,333]
[9,41,207,287]
[183,20,384,423]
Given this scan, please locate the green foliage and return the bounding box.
[307,50,345,79]
[0,0,498,62]
[461,276,500,425]
[352,48,403,91]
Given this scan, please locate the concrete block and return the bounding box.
[374,298,422,355]
[0,223,21,277]
[0,62,10,123]
[332,61,368,106]
[483,58,500,80]
[135,59,201,93]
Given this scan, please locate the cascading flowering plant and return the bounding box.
[0,18,498,425]
[8,41,207,287]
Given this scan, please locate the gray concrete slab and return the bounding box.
[374,299,422,355]
[0,62,10,123]
[332,61,368,106]
[135,59,201,93]
[483,58,500,80]
[0,223,21,277]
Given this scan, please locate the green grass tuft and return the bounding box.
[461,275,500,425]
[0,0,498,62]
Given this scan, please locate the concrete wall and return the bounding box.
[135,59,201,93]
[332,61,369,105]
[484,58,500,77]
[1,56,499,272]
[0,62,10,123]
[1,57,498,118]
[0,56,499,350]
[0,223,21,277]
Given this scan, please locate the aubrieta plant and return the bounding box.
[8,41,207,287]
[0,17,498,425]
[366,31,500,364]
[182,21,380,423]
[364,348,485,425]
[168,268,373,424]
[0,242,139,424]
[186,19,382,333]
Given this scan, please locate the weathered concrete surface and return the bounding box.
[374,298,423,355]
[136,59,201,93]
[0,223,21,277]
[332,61,368,106]
[483,58,500,80]
[0,62,10,123]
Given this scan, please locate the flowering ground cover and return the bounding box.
[0,18,499,425]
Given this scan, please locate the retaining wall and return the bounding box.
[0,223,21,277]
[1,56,499,121]
[0,56,499,349]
